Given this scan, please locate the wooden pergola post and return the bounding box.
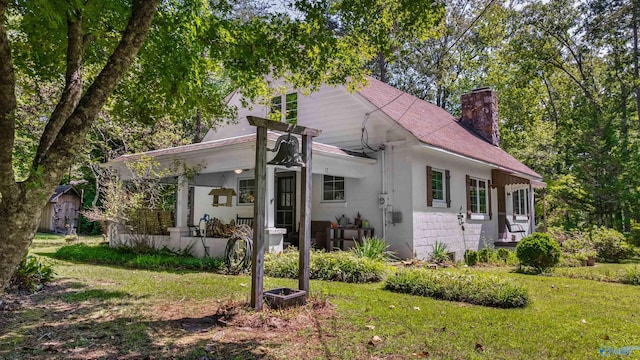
[299,134,312,292]
[248,116,321,311]
[251,125,267,310]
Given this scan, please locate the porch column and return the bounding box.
[529,183,535,233]
[266,166,275,228]
[176,176,190,228]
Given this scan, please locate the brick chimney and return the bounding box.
[460,88,500,146]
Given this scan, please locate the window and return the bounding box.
[238,178,255,204]
[512,188,529,216]
[468,177,488,215]
[270,92,298,124]
[426,166,450,207]
[432,169,444,201]
[323,175,345,201]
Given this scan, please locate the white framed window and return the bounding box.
[270,92,298,124]
[238,178,255,205]
[431,169,445,202]
[323,175,345,202]
[512,188,529,216]
[427,166,450,208]
[469,177,488,215]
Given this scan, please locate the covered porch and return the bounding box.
[106,132,378,257]
[492,169,546,247]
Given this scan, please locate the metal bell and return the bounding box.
[267,133,305,168]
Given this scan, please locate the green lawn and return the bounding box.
[30,232,104,249]
[2,238,640,359]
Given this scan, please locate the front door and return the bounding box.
[275,172,296,242]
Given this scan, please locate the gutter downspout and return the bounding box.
[381,146,387,240]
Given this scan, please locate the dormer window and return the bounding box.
[270,92,298,124]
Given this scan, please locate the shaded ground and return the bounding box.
[0,279,337,360]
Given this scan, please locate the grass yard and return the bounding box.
[1,236,640,359]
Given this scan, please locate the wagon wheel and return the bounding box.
[224,224,253,274]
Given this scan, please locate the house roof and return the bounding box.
[49,185,80,203]
[356,77,542,179]
[110,132,372,164]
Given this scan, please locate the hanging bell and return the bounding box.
[267,133,305,168]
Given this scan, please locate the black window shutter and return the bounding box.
[445,170,451,208]
[466,175,471,215]
[488,179,493,220]
[426,166,433,207]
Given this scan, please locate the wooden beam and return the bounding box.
[251,125,267,310]
[298,134,312,292]
[247,116,322,137]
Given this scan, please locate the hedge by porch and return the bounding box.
[384,268,530,308]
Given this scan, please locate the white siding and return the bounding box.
[191,171,255,225]
[203,83,407,150]
[411,146,499,261]
[383,143,415,259]
[309,154,383,243]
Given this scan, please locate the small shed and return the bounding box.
[38,185,82,233]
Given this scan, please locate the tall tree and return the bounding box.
[0,0,444,290]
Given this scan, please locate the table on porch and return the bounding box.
[325,226,374,251]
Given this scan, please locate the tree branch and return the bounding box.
[0,0,17,195]
[33,10,85,167]
[29,0,161,191]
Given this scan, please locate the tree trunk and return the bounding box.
[193,109,204,143]
[377,52,388,83]
[633,0,640,130]
[0,0,160,291]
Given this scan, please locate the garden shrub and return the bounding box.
[551,266,640,286]
[351,237,396,261]
[9,255,55,293]
[55,243,224,271]
[429,241,450,264]
[618,267,640,285]
[465,248,517,266]
[478,247,498,263]
[628,222,640,247]
[557,254,585,268]
[558,230,596,266]
[265,249,388,283]
[464,250,478,266]
[497,248,510,261]
[589,227,634,263]
[384,268,529,308]
[516,233,561,270]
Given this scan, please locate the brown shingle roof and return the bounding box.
[357,77,542,179]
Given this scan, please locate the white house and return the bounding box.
[107,77,544,261]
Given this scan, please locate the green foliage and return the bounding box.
[497,248,511,261]
[555,229,597,266]
[54,243,223,272]
[384,268,529,308]
[551,265,640,286]
[9,255,55,293]
[464,250,478,266]
[351,237,396,261]
[589,227,634,263]
[265,249,388,283]
[465,248,517,267]
[516,233,561,271]
[618,267,640,286]
[478,247,497,263]
[628,222,640,247]
[429,241,450,264]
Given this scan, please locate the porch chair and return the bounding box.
[505,218,526,240]
[236,215,254,227]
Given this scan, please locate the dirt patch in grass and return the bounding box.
[0,280,338,360]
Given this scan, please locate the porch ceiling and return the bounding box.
[105,132,377,180]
